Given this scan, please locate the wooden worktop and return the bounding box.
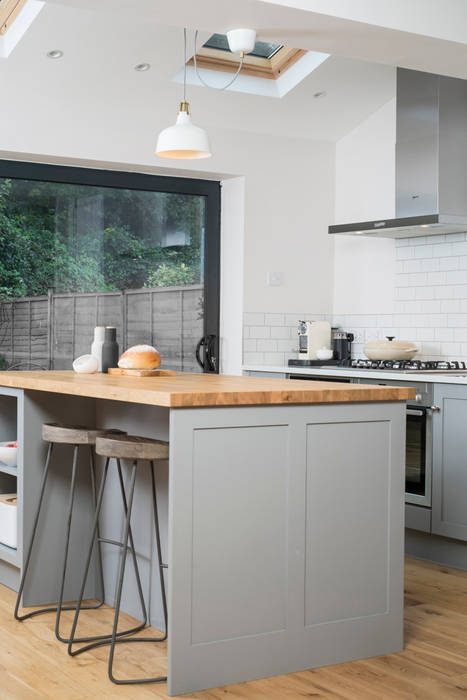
[0,371,415,407]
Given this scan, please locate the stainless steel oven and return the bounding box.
[357,378,434,507]
[405,402,432,506]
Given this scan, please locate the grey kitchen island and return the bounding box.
[0,371,413,695]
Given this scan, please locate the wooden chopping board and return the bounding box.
[108,368,177,377]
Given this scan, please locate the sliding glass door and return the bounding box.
[0,160,220,372]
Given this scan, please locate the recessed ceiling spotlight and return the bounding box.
[313,90,327,99]
[47,49,63,59]
[135,63,151,72]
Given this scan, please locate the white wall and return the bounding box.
[333,97,396,315]
[241,136,334,314]
[0,75,335,373]
[220,176,245,375]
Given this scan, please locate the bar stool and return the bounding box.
[68,434,169,686]
[14,423,130,646]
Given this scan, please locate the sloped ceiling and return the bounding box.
[0,0,396,144]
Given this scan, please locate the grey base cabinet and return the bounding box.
[432,384,467,541]
[168,401,405,695]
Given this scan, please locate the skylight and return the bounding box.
[203,33,283,60]
[174,31,330,99]
[0,0,44,58]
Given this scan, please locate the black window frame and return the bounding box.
[0,159,221,373]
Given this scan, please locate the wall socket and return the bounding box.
[267,271,283,286]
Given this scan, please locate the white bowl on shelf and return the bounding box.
[316,347,334,361]
[0,442,18,468]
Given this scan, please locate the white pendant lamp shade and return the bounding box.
[156,102,211,159]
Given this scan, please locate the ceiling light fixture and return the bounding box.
[193,27,256,90]
[156,28,211,159]
[46,49,63,59]
[135,62,150,72]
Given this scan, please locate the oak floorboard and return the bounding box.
[0,557,466,699]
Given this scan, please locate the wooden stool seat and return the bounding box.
[42,424,124,445]
[96,435,169,461]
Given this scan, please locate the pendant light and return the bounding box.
[156,28,211,159]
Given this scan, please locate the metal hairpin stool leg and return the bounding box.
[68,434,169,686]
[13,423,133,646]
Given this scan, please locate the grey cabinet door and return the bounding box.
[432,384,467,541]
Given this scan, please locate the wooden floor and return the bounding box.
[1,557,467,699]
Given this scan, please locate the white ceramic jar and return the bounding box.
[91,326,105,371]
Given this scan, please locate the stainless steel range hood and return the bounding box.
[329,68,467,239]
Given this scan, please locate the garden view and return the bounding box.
[0,176,207,371]
[0,177,205,299]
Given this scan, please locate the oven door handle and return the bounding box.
[406,407,427,416]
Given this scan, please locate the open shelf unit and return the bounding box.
[0,387,100,602]
[0,389,20,567]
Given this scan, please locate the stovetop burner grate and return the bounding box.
[351,359,467,371]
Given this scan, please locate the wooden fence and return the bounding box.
[0,285,204,372]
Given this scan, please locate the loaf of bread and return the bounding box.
[118,344,161,370]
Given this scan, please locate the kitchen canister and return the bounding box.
[101,326,119,373]
[0,494,17,548]
[91,326,106,371]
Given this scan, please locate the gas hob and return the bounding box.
[351,359,467,373]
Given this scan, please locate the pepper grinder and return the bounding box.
[91,326,105,372]
[101,326,119,373]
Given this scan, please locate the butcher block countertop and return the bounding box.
[0,371,415,407]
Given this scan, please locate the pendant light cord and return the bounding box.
[183,27,187,102]
[193,30,244,91]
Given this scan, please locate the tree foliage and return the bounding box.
[0,178,204,299]
[146,262,195,287]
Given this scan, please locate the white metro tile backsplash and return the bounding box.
[243,313,332,367]
[243,232,467,365]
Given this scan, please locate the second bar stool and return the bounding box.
[14,423,124,642]
[68,433,169,685]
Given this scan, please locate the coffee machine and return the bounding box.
[297,320,331,360]
[290,325,354,367]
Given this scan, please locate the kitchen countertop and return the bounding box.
[244,364,467,384]
[0,370,414,407]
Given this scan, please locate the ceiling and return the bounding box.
[0,0,397,145]
[43,0,467,79]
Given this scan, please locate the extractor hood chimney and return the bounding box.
[329,67,467,239]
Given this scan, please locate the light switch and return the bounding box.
[267,271,283,287]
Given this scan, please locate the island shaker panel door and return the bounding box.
[167,406,303,696]
[190,425,288,644]
[432,384,467,541]
[305,419,390,626]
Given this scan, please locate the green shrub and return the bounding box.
[146,263,195,288]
